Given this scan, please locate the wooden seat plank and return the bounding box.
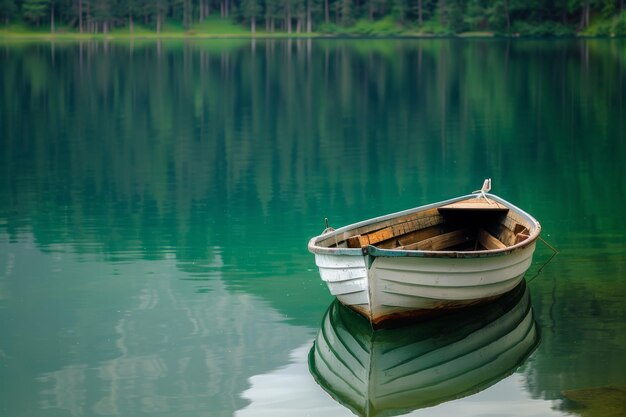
[477,229,507,250]
[438,198,509,212]
[402,229,473,251]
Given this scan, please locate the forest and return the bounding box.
[1,0,626,36]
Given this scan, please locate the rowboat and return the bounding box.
[307,180,541,326]
[309,281,539,417]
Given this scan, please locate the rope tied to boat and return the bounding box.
[527,236,559,283]
[473,178,494,205]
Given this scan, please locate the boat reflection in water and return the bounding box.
[308,281,539,417]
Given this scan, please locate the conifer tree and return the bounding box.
[22,0,48,26]
[0,0,17,24]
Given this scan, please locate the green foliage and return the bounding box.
[487,1,508,33]
[580,8,626,36]
[315,16,401,35]
[371,15,402,34]
[419,17,449,34]
[584,19,614,35]
[191,15,248,33]
[464,0,488,31]
[0,0,625,35]
[613,11,626,35]
[0,0,17,23]
[438,0,465,32]
[601,0,616,19]
[350,15,402,34]
[391,0,406,23]
[511,19,575,36]
[313,20,331,33]
[242,0,261,20]
[92,0,112,23]
[22,0,47,25]
[340,0,354,26]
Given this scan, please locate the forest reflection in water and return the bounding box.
[0,39,625,416]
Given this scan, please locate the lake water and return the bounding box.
[1,39,625,417]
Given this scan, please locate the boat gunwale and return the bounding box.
[307,193,541,259]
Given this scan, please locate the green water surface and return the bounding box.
[1,39,625,417]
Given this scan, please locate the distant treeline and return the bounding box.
[1,0,626,35]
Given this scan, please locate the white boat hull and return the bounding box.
[309,192,541,325]
[314,242,535,324]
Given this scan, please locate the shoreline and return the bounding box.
[1,32,623,41]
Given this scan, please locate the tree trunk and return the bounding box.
[157,10,161,33]
[418,0,422,26]
[86,1,91,32]
[369,0,373,21]
[579,8,584,28]
[51,3,55,33]
[504,0,510,33]
[580,2,590,28]
[78,0,83,33]
[325,0,329,23]
[307,0,312,32]
[129,15,134,34]
[287,4,292,33]
[251,18,256,34]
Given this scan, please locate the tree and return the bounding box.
[292,0,306,31]
[242,0,261,32]
[155,0,167,33]
[22,0,48,26]
[417,0,423,24]
[601,0,616,18]
[77,0,84,32]
[123,0,139,33]
[284,0,293,32]
[580,0,592,28]
[1,0,625,35]
[392,0,407,24]
[92,0,112,32]
[408,0,435,24]
[465,0,488,30]
[341,0,353,25]
[50,0,56,32]
[306,0,312,32]
[265,0,279,31]
[0,0,17,24]
[568,0,593,29]
[438,0,464,32]
[488,0,510,32]
[183,0,192,30]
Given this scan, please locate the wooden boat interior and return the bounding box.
[318,197,534,252]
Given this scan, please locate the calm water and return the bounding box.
[1,39,625,417]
